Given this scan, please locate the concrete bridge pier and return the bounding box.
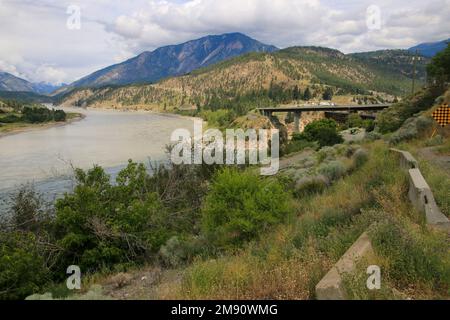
[293,111,301,133]
[261,110,273,118]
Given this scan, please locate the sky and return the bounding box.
[0,0,449,85]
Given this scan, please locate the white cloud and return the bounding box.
[0,0,449,85]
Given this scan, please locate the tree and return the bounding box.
[302,118,343,147]
[322,87,333,100]
[53,109,66,122]
[54,162,171,271]
[427,43,450,86]
[303,87,312,101]
[292,85,301,100]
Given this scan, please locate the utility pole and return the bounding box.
[412,49,418,95]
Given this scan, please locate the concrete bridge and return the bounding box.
[258,104,391,132]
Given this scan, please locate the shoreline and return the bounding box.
[0,113,86,139]
[71,105,202,120]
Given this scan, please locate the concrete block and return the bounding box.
[408,168,450,227]
[390,148,418,169]
[315,232,373,300]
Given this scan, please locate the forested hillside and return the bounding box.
[57,47,421,113]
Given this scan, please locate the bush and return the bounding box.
[302,118,343,147]
[294,175,328,198]
[0,231,50,300]
[158,235,206,267]
[363,119,375,132]
[376,87,442,133]
[389,116,433,144]
[347,113,364,128]
[317,146,336,162]
[54,161,171,271]
[365,131,382,141]
[202,168,291,248]
[0,114,21,123]
[53,109,66,122]
[318,160,346,181]
[22,106,52,123]
[352,149,369,169]
[424,134,444,147]
[200,109,235,128]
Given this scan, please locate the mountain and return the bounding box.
[31,82,65,95]
[408,38,449,57]
[63,33,278,91]
[0,72,35,92]
[349,49,429,81]
[0,71,63,95]
[58,47,419,110]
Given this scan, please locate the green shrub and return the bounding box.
[347,113,364,128]
[294,175,328,198]
[200,109,235,128]
[376,87,441,133]
[424,134,444,147]
[302,118,343,147]
[0,114,21,123]
[159,236,205,267]
[389,116,433,144]
[365,131,382,141]
[53,109,66,122]
[0,231,50,300]
[54,161,171,271]
[363,119,375,132]
[202,168,291,248]
[317,146,337,162]
[318,160,346,181]
[352,149,369,169]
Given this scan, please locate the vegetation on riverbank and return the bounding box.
[0,99,81,135]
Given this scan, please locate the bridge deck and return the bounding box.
[258,104,391,112]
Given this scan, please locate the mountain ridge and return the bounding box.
[58,46,425,111]
[60,32,278,92]
[0,71,63,94]
[408,38,449,57]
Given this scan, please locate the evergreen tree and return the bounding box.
[303,87,312,101]
[292,85,300,100]
[322,87,333,100]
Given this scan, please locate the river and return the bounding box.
[0,107,197,214]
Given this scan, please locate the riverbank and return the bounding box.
[0,112,85,139]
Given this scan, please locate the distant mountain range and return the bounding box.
[408,38,449,57]
[2,33,448,101]
[0,71,63,95]
[57,32,278,94]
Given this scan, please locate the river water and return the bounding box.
[0,107,196,214]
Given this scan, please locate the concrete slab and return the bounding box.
[408,168,450,226]
[315,232,373,300]
[390,148,419,169]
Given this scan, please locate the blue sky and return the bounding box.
[0,0,449,84]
